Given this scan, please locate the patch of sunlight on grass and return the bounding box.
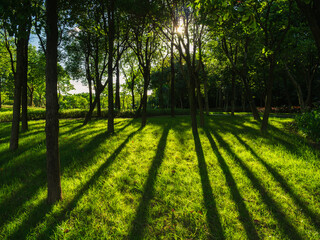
[0,116,319,239]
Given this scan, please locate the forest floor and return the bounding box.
[0,115,319,239]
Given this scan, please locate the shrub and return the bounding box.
[295,108,320,142]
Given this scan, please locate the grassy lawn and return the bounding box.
[0,115,319,239]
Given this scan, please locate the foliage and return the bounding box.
[295,108,320,142]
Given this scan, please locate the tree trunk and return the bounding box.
[83,92,100,125]
[21,30,30,132]
[261,56,275,133]
[141,69,149,128]
[242,77,261,121]
[231,71,236,116]
[159,84,164,109]
[115,48,120,110]
[10,26,27,150]
[195,73,204,127]
[170,31,175,117]
[45,0,62,204]
[97,95,101,117]
[131,76,135,109]
[107,0,115,133]
[29,88,34,106]
[188,73,198,134]
[283,77,292,108]
[285,63,305,111]
[88,79,92,108]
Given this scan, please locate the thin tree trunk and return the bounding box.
[170,30,175,117]
[10,28,26,150]
[88,79,92,108]
[115,48,120,110]
[283,77,292,108]
[131,76,135,109]
[21,30,30,132]
[141,70,149,127]
[285,63,305,111]
[231,71,236,116]
[195,73,204,127]
[261,56,275,133]
[46,0,62,204]
[107,0,115,133]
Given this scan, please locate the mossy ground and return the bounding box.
[0,115,319,239]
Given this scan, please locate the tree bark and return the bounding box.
[141,68,149,127]
[9,26,27,150]
[261,56,275,133]
[170,30,175,117]
[21,29,30,132]
[115,47,120,110]
[107,0,115,133]
[195,73,204,127]
[231,71,236,116]
[284,63,305,111]
[45,0,62,204]
[131,76,135,109]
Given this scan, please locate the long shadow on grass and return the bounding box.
[34,127,142,240]
[210,117,312,162]
[233,133,320,232]
[193,130,225,240]
[128,126,169,240]
[204,128,260,240]
[0,120,136,238]
[211,130,304,240]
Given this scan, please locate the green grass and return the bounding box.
[0,115,319,239]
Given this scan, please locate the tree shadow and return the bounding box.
[211,130,304,240]
[0,120,138,238]
[192,130,225,240]
[128,125,169,240]
[204,128,260,240]
[6,126,142,240]
[232,133,320,232]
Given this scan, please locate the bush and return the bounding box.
[295,108,320,142]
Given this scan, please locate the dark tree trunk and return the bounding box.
[83,93,100,125]
[88,79,92,108]
[231,71,236,116]
[188,73,198,134]
[45,0,62,204]
[97,94,101,117]
[159,84,164,109]
[21,30,30,132]
[107,0,115,133]
[285,63,305,111]
[261,56,275,133]
[131,76,135,109]
[115,48,120,110]
[10,26,27,150]
[195,74,204,127]
[170,31,175,117]
[29,88,34,106]
[141,69,149,128]
[283,77,292,108]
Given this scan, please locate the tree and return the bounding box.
[45,0,62,204]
